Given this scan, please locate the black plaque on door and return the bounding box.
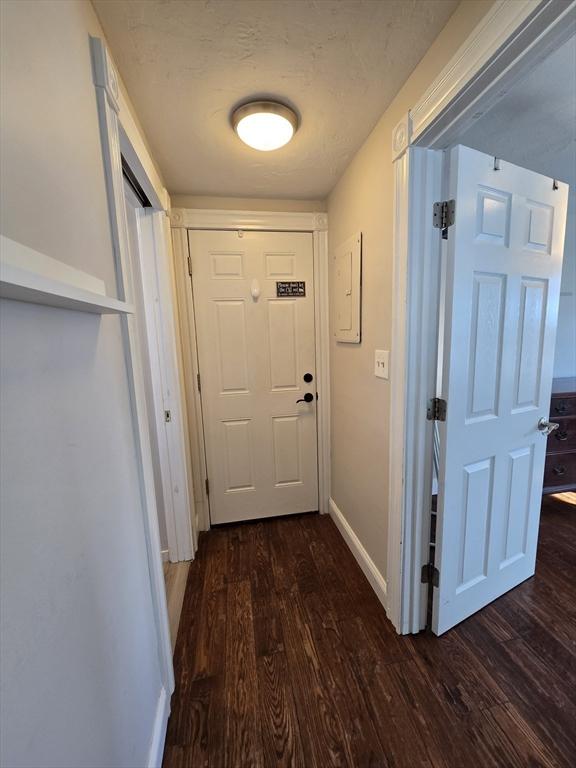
[276,281,306,297]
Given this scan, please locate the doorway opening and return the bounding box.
[170,209,330,532]
[400,28,575,636]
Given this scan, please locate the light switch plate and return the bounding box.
[375,349,389,379]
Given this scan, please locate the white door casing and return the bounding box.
[189,229,319,524]
[433,144,568,635]
[124,185,195,563]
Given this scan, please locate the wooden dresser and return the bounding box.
[543,377,576,494]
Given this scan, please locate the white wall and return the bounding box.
[327,1,495,582]
[0,2,165,765]
[554,193,576,378]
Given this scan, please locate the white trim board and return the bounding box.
[401,0,576,153]
[134,208,195,562]
[119,123,167,213]
[169,208,328,234]
[387,0,575,634]
[146,686,171,768]
[0,235,133,315]
[171,228,211,532]
[90,32,175,727]
[387,148,442,635]
[170,208,331,528]
[329,498,387,610]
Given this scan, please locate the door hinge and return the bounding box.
[427,397,447,422]
[433,199,455,239]
[205,478,210,496]
[421,563,440,587]
[197,373,201,392]
[164,410,172,423]
[187,255,193,277]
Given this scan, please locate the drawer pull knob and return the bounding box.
[554,403,568,414]
[552,465,566,477]
[555,430,569,442]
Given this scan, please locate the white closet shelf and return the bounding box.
[0,235,134,315]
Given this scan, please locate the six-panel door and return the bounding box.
[188,229,319,524]
[433,145,569,635]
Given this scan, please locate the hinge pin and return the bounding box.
[421,563,440,587]
[427,397,447,422]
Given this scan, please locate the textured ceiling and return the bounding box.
[92,0,459,199]
[460,36,576,188]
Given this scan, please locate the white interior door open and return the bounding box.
[189,229,319,524]
[433,145,569,635]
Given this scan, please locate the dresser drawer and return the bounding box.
[550,396,576,418]
[547,417,576,453]
[543,452,576,491]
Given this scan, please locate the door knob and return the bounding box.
[296,392,314,404]
[538,417,559,436]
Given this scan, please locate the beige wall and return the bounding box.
[0,2,167,765]
[327,0,495,582]
[170,194,326,212]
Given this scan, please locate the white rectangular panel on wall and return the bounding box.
[334,232,362,343]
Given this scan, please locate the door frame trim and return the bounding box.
[90,35,176,745]
[130,207,196,563]
[170,209,330,530]
[387,0,576,634]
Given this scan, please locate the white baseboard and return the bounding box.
[147,686,170,768]
[161,549,169,563]
[328,497,387,611]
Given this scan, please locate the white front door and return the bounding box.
[188,229,319,524]
[433,145,569,635]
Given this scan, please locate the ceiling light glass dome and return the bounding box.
[232,100,299,151]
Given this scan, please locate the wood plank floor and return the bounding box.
[163,560,190,653]
[163,494,576,768]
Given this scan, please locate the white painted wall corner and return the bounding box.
[328,498,387,611]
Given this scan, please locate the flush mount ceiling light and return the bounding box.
[231,100,299,151]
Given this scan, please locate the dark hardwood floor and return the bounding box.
[163,493,576,768]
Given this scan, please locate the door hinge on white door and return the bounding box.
[427,397,447,422]
[433,199,455,239]
[421,563,440,587]
[187,255,193,277]
[205,478,210,496]
[197,373,201,392]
